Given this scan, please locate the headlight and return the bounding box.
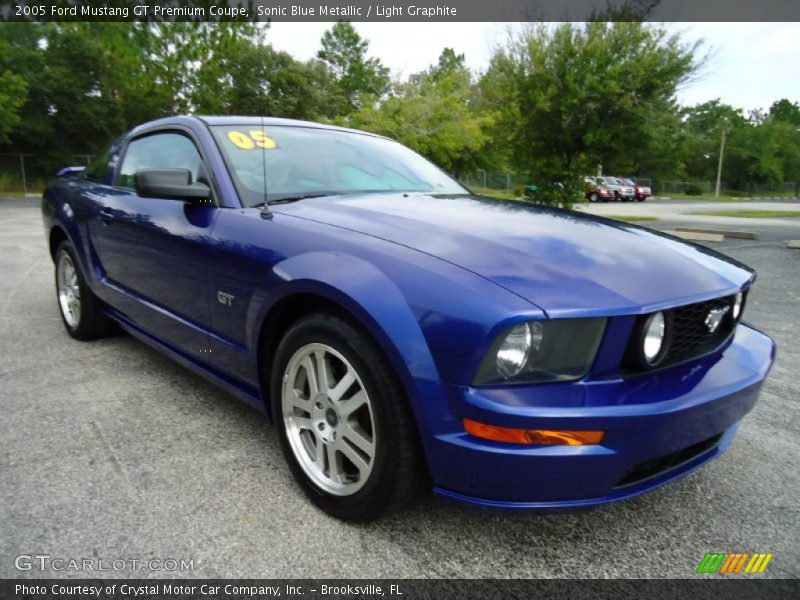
[642,311,666,364]
[732,292,744,320]
[474,318,606,385]
[496,323,532,377]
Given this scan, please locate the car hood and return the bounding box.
[273,193,753,317]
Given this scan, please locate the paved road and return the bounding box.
[1,197,798,579]
[579,198,800,228]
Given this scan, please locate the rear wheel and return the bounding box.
[271,313,424,521]
[54,241,115,340]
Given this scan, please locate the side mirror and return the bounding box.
[135,168,210,202]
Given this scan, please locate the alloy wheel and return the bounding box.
[281,343,376,496]
[57,252,81,328]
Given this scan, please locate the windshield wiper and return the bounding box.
[265,193,341,206]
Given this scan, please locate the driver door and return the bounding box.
[89,130,218,358]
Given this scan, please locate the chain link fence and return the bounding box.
[659,180,799,197]
[3,157,798,199]
[459,170,530,195]
[0,153,93,195]
[461,171,800,198]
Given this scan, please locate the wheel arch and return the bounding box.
[253,252,441,423]
[49,225,69,261]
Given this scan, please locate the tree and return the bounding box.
[0,22,266,176]
[481,22,699,206]
[192,31,332,119]
[769,98,800,127]
[0,35,28,144]
[346,49,494,176]
[679,100,747,181]
[429,48,466,82]
[726,121,783,191]
[317,22,390,116]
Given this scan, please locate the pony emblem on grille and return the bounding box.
[705,306,730,333]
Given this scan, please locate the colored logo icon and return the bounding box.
[697,552,773,574]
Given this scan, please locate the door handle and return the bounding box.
[99,208,114,225]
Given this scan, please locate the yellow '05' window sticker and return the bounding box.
[227,130,277,150]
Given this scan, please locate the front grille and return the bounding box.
[623,294,740,374]
[665,296,736,363]
[614,433,723,488]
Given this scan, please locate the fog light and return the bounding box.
[463,419,604,446]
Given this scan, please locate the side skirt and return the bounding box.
[103,307,268,416]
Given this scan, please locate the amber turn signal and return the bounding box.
[463,419,604,446]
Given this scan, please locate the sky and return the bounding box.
[265,22,800,113]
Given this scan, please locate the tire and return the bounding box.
[590,193,599,203]
[54,240,115,340]
[270,313,424,521]
[614,191,621,202]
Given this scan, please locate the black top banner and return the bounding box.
[2,0,800,22]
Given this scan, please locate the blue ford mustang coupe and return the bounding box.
[43,116,775,520]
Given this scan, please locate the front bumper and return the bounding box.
[415,323,775,510]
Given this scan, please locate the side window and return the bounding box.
[83,137,123,184]
[118,132,204,190]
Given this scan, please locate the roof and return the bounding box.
[125,115,390,143]
[195,115,384,138]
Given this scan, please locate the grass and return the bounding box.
[609,215,659,222]
[469,186,518,200]
[689,210,800,218]
[668,193,799,201]
[0,191,39,197]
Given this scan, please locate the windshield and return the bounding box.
[211,124,468,207]
[622,178,636,186]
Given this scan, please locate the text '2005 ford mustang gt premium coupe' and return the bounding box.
[43,116,775,520]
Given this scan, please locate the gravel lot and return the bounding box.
[1,196,798,579]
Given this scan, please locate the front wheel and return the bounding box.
[589,193,599,203]
[54,241,115,340]
[270,313,424,521]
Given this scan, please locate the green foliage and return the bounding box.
[317,22,390,116]
[191,27,332,119]
[346,48,494,176]
[769,99,800,126]
[0,22,336,175]
[0,70,26,145]
[480,23,698,205]
[685,183,703,195]
[678,98,800,189]
[0,20,796,198]
[525,180,585,209]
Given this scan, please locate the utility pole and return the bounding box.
[714,126,728,199]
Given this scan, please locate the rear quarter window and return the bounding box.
[83,138,123,184]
